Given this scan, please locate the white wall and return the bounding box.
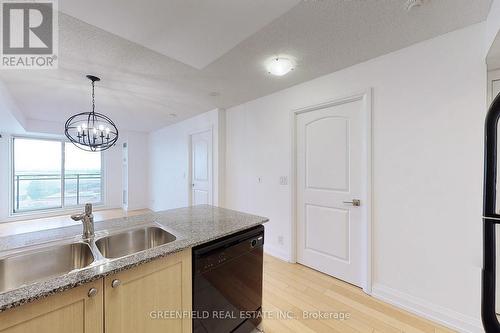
[225,23,486,332]
[0,81,27,132]
[0,127,150,222]
[486,0,500,57]
[148,109,225,211]
[102,130,150,211]
[0,135,10,221]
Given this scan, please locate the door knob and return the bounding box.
[111,279,122,288]
[88,288,98,298]
[343,199,361,206]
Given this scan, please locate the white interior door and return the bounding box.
[190,130,213,206]
[296,98,366,287]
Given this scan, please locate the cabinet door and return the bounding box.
[104,248,192,333]
[0,280,103,333]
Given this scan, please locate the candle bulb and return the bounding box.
[82,123,88,138]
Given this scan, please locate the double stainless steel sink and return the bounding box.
[0,225,177,293]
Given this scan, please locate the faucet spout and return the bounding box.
[71,203,95,239]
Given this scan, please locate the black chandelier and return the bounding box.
[64,75,118,152]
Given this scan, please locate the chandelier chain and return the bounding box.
[91,81,95,113]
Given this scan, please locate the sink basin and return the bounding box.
[0,242,94,293]
[95,226,176,259]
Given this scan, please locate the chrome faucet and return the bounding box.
[71,203,95,239]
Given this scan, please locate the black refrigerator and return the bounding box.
[482,92,500,332]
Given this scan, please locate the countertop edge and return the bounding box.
[0,206,269,313]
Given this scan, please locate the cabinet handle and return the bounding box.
[88,288,98,298]
[111,279,122,288]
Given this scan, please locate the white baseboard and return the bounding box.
[125,204,149,212]
[264,244,291,262]
[371,283,483,333]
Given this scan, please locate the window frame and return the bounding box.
[10,135,105,216]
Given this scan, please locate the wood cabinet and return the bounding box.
[0,280,103,333]
[0,248,192,333]
[104,249,192,333]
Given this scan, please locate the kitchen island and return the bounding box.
[0,205,268,333]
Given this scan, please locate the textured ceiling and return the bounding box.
[59,0,301,69]
[0,0,492,133]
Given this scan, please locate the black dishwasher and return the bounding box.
[193,225,264,333]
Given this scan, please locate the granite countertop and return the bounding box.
[0,205,268,312]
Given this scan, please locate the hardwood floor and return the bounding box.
[261,255,454,333]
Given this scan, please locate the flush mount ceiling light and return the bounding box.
[65,75,119,152]
[266,56,295,76]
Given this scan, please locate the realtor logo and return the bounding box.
[1,0,58,69]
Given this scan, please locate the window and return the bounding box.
[12,137,103,214]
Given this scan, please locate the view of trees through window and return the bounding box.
[13,138,102,213]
